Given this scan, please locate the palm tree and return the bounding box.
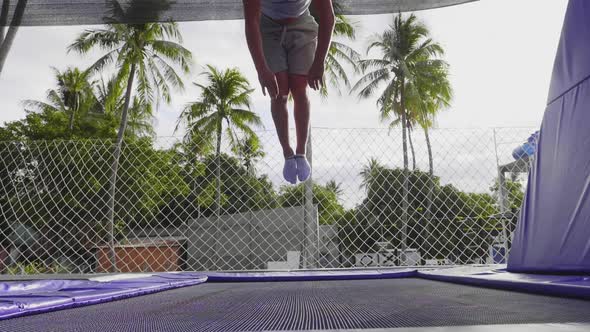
[326,180,344,199]
[405,59,452,225]
[68,0,192,271]
[95,78,156,138]
[360,157,385,192]
[232,135,265,175]
[0,0,27,77]
[177,65,262,218]
[353,13,445,256]
[23,67,96,133]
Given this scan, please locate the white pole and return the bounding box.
[303,129,318,268]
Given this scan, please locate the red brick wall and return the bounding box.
[96,244,182,273]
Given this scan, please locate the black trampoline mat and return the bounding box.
[2,279,590,332]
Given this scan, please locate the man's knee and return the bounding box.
[288,75,309,102]
[271,71,290,108]
[291,87,308,103]
[271,94,289,109]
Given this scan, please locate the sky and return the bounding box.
[0,0,570,206]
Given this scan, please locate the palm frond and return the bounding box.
[68,29,121,54]
[149,40,192,74]
[351,68,391,99]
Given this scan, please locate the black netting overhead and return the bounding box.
[0,0,477,27]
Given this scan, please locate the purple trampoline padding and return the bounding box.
[546,0,590,104]
[507,0,590,273]
[0,301,20,318]
[205,269,418,282]
[0,280,94,294]
[418,266,590,300]
[0,274,208,321]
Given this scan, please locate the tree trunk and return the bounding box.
[215,121,222,219]
[0,0,10,45]
[0,0,27,78]
[212,120,222,269]
[106,63,137,273]
[408,125,416,171]
[190,157,200,219]
[67,109,75,133]
[400,78,410,264]
[425,128,434,180]
[68,95,79,132]
[424,126,435,259]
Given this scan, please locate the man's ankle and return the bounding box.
[284,148,295,159]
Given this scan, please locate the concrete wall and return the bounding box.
[318,224,340,268]
[186,206,320,271]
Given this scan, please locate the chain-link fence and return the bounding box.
[0,127,537,274]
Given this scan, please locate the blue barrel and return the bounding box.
[512,131,539,160]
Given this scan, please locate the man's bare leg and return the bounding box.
[289,74,310,155]
[289,74,311,181]
[271,71,298,184]
[271,71,293,158]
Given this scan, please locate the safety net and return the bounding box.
[0,0,477,27]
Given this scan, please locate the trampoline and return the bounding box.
[1,268,590,331]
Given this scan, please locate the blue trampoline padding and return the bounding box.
[418,267,590,300]
[205,268,418,282]
[0,274,208,321]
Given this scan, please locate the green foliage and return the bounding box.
[69,8,192,114]
[491,178,525,211]
[310,0,361,96]
[348,161,501,263]
[232,135,265,175]
[22,67,99,134]
[278,183,345,225]
[337,209,381,257]
[195,153,278,216]
[94,78,157,139]
[177,65,262,157]
[1,64,162,142]
[0,138,194,263]
[116,137,191,229]
[1,108,118,141]
[6,261,71,275]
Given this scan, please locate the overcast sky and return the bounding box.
[0,0,569,205]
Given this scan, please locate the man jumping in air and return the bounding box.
[243,0,335,184]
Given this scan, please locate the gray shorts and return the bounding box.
[260,11,319,75]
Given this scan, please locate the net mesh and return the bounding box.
[0,127,535,274]
[0,0,478,27]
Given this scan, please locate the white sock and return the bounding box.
[295,155,311,182]
[283,156,298,184]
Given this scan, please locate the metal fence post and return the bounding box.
[303,130,318,269]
